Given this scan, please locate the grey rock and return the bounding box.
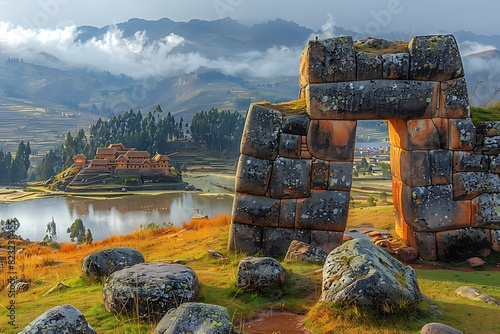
[282,113,310,135]
[240,104,282,160]
[155,302,233,334]
[269,157,311,199]
[453,152,488,172]
[328,162,353,191]
[278,133,301,159]
[102,262,198,322]
[472,193,500,228]
[382,53,409,79]
[421,322,463,334]
[237,257,286,291]
[436,228,491,261]
[234,155,273,196]
[18,304,95,334]
[285,240,328,264]
[454,286,500,306]
[308,80,438,120]
[82,247,144,277]
[483,136,500,155]
[321,239,421,308]
[440,78,470,118]
[429,150,452,185]
[449,119,477,151]
[227,222,262,254]
[311,159,330,189]
[295,190,349,231]
[408,34,463,81]
[477,121,500,137]
[232,193,280,227]
[490,155,500,173]
[356,52,382,80]
[452,172,500,199]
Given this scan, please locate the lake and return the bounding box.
[0,192,234,242]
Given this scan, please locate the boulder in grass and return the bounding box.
[18,304,96,334]
[103,262,198,322]
[237,257,286,292]
[321,239,421,309]
[154,302,234,334]
[421,322,463,334]
[82,247,144,277]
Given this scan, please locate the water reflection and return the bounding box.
[1,193,233,242]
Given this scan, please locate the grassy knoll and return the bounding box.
[1,211,499,333]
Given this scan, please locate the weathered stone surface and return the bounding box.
[403,185,471,231]
[388,119,441,150]
[382,53,409,79]
[103,263,198,321]
[296,190,349,231]
[414,232,437,261]
[453,152,488,172]
[307,120,356,161]
[282,113,310,135]
[232,193,280,226]
[440,78,470,118]
[311,230,344,253]
[429,150,452,185]
[19,304,96,334]
[328,161,353,191]
[285,240,328,264]
[466,257,486,267]
[261,227,308,256]
[420,322,463,334]
[240,104,282,160]
[269,157,311,198]
[356,52,382,80]
[82,247,144,278]
[154,302,233,334]
[477,121,500,137]
[308,80,439,120]
[299,36,356,87]
[228,222,262,254]
[490,155,500,173]
[397,247,419,262]
[311,159,330,189]
[472,193,500,228]
[408,34,463,81]
[455,286,500,306]
[278,133,301,158]
[436,228,491,261]
[448,119,476,151]
[400,149,431,187]
[235,155,273,195]
[321,239,421,308]
[279,199,296,228]
[492,230,500,252]
[237,257,286,291]
[453,172,500,200]
[483,136,500,155]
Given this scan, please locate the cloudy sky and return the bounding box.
[0,0,497,35]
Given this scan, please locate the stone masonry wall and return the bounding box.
[228,34,500,261]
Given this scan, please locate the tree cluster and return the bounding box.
[189,108,245,153]
[0,141,31,184]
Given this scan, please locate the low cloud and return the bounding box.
[0,22,301,78]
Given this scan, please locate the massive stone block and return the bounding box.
[440,77,470,118]
[282,113,310,135]
[232,193,280,227]
[491,155,500,174]
[356,52,382,80]
[391,147,431,187]
[262,227,310,256]
[382,53,409,79]
[308,80,439,120]
[492,230,500,252]
[295,190,349,231]
[240,104,282,160]
[448,119,476,151]
[436,228,491,261]
[299,36,356,87]
[414,231,437,261]
[310,230,344,253]
[471,193,500,228]
[279,199,296,228]
[402,184,471,231]
[311,159,330,189]
[235,155,273,195]
[228,222,262,254]
[429,149,452,185]
[453,172,500,200]
[328,162,353,191]
[483,136,500,155]
[278,133,301,159]
[388,119,441,150]
[453,152,488,172]
[432,118,449,148]
[408,34,463,81]
[307,120,356,161]
[269,157,311,198]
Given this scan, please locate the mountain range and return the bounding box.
[0,17,499,123]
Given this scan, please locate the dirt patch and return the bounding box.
[243,311,311,334]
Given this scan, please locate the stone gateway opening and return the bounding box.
[228,35,500,261]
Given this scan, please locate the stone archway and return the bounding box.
[228,34,500,261]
